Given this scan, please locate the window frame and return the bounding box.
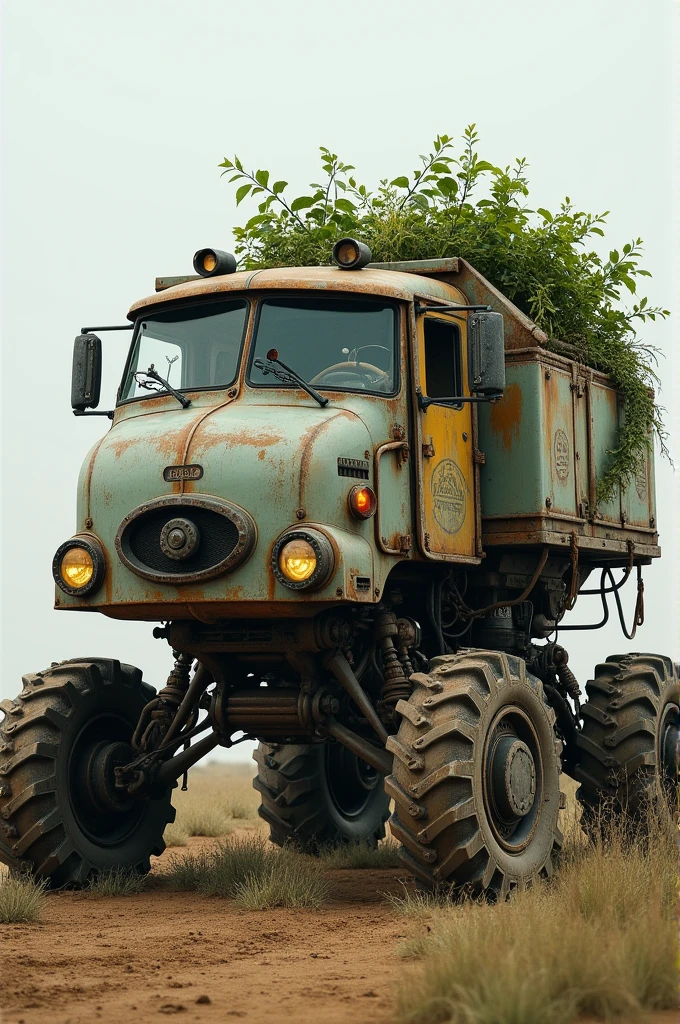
[245,293,401,399]
[117,295,251,407]
[421,315,465,408]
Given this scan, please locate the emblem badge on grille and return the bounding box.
[163,464,204,482]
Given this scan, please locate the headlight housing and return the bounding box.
[53,536,106,596]
[272,529,335,592]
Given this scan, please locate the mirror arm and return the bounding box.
[416,388,502,411]
[73,410,114,419]
[80,324,134,333]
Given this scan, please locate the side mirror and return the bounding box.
[71,333,102,411]
[468,311,505,396]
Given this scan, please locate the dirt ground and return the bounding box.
[0,767,677,1024]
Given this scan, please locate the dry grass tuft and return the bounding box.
[233,861,330,910]
[163,821,190,847]
[393,800,677,1024]
[171,769,259,837]
[86,867,147,896]
[0,874,47,923]
[165,834,332,908]
[320,839,401,870]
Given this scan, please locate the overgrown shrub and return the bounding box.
[220,128,669,500]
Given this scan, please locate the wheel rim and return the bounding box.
[659,701,680,806]
[68,713,145,846]
[324,742,380,822]
[483,705,543,852]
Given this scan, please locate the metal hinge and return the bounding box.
[473,449,486,465]
[422,437,435,458]
[423,532,431,551]
[399,534,412,553]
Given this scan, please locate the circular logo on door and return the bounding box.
[431,459,468,535]
[553,429,570,481]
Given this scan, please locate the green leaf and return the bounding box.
[334,197,356,213]
[290,195,316,212]
[245,213,270,230]
[272,180,288,194]
[255,169,270,188]
[235,183,252,205]
[390,176,409,188]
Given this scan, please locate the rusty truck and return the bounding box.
[1,239,677,895]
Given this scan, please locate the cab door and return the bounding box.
[414,310,478,561]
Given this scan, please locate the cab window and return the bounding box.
[423,318,463,399]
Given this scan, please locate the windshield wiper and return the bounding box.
[254,349,328,408]
[136,364,191,409]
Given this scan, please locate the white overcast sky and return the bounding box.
[1,1,678,763]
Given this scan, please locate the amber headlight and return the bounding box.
[53,537,105,596]
[272,530,335,591]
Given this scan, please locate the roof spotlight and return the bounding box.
[193,248,237,277]
[332,237,372,270]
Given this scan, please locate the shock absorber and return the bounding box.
[132,651,193,752]
[374,609,411,712]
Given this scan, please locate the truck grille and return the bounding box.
[115,495,256,585]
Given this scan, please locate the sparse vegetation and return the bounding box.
[86,867,147,896]
[0,873,47,924]
[391,803,677,1024]
[165,833,329,908]
[320,839,401,870]
[233,860,330,910]
[163,821,190,847]
[171,769,259,838]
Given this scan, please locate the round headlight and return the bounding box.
[272,530,335,591]
[61,547,94,588]
[53,537,105,596]
[279,538,317,582]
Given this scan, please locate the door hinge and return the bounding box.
[422,437,435,458]
[473,449,486,465]
[423,532,431,551]
[399,534,412,553]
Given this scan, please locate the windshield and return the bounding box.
[120,299,248,401]
[249,297,397,395]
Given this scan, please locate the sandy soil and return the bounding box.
[1,840,405,1024]
[1,769,677,1024]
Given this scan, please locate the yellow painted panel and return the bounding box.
[417,313,475,558]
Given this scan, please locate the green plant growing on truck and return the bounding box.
[0,220,677,904]
[220,127,670,502]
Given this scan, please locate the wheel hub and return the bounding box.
[84,741,137,815]
[483,707,544,852]
[491,736,536,818]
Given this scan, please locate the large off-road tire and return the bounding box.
[253,740,390,851]
[386,651,563,898]
[0,658,175,887]
[575,653,680,818]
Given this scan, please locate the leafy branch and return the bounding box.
[219,128,670,502]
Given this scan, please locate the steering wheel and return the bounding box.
[310,361,390,389]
